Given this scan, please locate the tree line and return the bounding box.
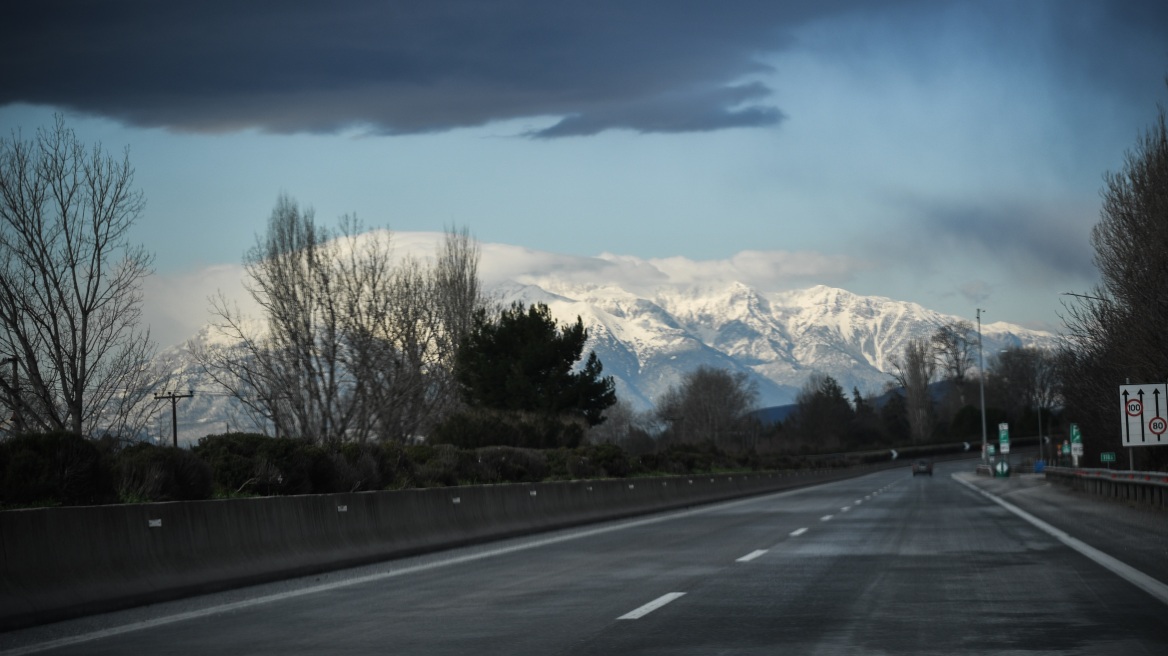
[0,117,616,451]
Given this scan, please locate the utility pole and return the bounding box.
[155,390,194,447]
[977,308,988,464]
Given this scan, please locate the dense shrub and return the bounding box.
[2,427,826,507]
[405,444,471,487]
[333,443,382,492]
[114,443,213,502]
[193,433,336,496]
[473,446,548,483]
[0,432,116,507]
[581,442,634,478]
[545,446,630,480]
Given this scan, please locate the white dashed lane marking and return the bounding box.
[736,550,767,563]
[618,593,686,620]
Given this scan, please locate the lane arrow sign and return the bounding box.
[1140,389,1147,442]
[963,442,970,451]
[890,449,898,460]
[1123,389,1132,444]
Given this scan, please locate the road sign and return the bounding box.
[1101,452,1116,463]
[1119,383,1168,447]
[986,444,996,456]
[1070,423,1082,443]
[994,460,1010,477]
[1071,443,1083,457]
[998,422,1010,454]
[1061,442,1070,455]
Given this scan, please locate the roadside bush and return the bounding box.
[371,441,412,489]
[473,446,548,483]
[405,444,471,487]
[114,443,213,502]
[545,448,600,480]
[333,443,384,492]
[0,432,116,507]
[579,442,633,478]
[193,433,336,496]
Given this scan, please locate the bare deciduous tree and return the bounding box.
[0,116,160,437]
[1060,88,1168,467]
[890,338,936,443]
[197,195,485,445]
[989,346,1059,425]
[656,366,758,449]
[931,319,975,385]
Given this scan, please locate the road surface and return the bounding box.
[4,459,1167,655]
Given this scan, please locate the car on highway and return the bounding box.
[911,459,933,476]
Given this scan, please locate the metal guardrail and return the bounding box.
[1045,466,1168,510]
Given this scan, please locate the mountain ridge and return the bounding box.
[156,281,1054,442]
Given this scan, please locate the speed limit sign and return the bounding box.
[1120,383,1168,446]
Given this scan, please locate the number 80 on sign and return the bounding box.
[1150,416,1167,435]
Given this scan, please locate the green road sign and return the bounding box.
[1062,442,1071,455]
[994,460,1010,477]
[1070,423,1082,443]
[1101,452,1117,463]
[998,423,1009,444]
[986,444,996,456]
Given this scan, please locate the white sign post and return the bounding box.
[1119,383,1168,447]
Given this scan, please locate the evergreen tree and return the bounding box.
[455,302,616,426]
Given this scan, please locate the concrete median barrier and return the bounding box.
[0,467,875,631]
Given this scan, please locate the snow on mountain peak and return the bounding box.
[159,277,1056,442]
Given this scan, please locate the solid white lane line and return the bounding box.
[820,515,834,522]
[790,527,808,537]
[736,549,768,563]
[954,476,1168,607]
[618,592,686,620]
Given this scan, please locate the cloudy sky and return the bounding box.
[2,0,1165,347]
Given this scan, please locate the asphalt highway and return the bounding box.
[4,459,1167,655]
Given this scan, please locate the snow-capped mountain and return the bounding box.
[499,282,1052,410]
[155,282,1054,442]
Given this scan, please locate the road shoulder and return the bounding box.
[954,471,1168,590]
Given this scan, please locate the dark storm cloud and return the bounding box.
[0,0,874,136]
[913,200,1098,283]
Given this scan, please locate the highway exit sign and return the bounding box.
[1101,452,1117,463]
